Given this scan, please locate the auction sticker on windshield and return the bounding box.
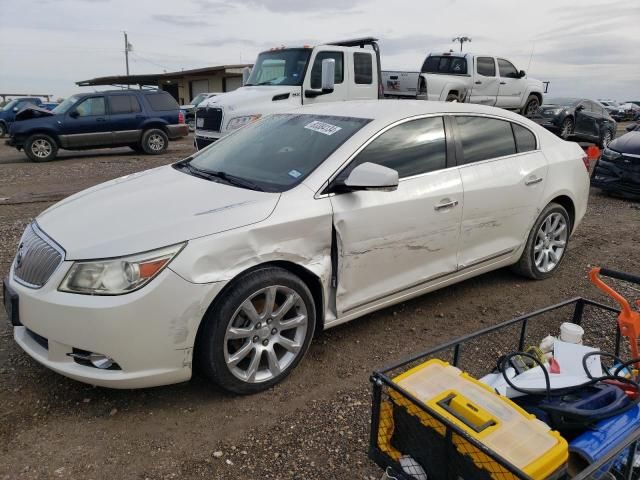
[196,118,204,128]
[304,121,342,136]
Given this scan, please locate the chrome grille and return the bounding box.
[13,223,64,288]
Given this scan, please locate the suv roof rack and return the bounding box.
[326,37,379,47]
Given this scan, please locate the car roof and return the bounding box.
[285,100,529,124]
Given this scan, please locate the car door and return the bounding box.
[61,95,111,148]
[107,94,144,146]
[574,101,599,141]
[496,58,524,109]
[469,57,499,106]
[302,49,348,105]
[329,116,463,315]
[453,115,547,269]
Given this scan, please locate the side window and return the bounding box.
[75,97,106,117]
[344,117,447,179]
[451,58,467,74]
[108,95,141,114]
[310,51,344,89]
[512,124,537,153]
[476,57,496,77]
[455,116,516,164]
[145,93,179,111]
[353,52,373,84]
[497,59,519,78]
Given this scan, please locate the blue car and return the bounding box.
[7,90,188,162]
[0,97,42,137]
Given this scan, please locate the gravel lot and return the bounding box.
[1,128,639,480]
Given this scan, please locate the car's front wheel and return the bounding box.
[25,134,58,162]
[140,128,168,155]
[560,117,574,140]
[512,203,571,280]
[196,267,316,394]
[522,95,540,118]
[599,129,613,149]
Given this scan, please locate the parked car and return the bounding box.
[532,97,616,148]
[0,97,42,136]
[6,90,188,162]
[616,102,640,121]
[3,101,589,393]
[383,52,545,117]
[40,102,60,111]
[592,130,640,199]
[181,92,218,131]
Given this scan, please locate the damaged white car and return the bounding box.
[4,101,590,393]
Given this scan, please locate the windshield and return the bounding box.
[245,49,312,86]
[185,114,370,192]
[2,100,18,111]
[191,93,209,105]
[52,95,81,114]
[543,97,580,106]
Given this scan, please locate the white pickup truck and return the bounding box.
[383,52,544,116]
[194,38,382,149]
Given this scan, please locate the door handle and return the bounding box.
[434,199,459,210]
[525,176,543,186]
[475,81,482,85]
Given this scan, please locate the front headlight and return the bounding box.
[226,114,261,131]
[59,243,185,295]
[601,148,622,162]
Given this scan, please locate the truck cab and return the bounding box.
[418,53,544,116]
[194,38,382,149]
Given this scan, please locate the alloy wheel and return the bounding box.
[224,285,308,383]
[561,119,573,139]
[31,139,52,158]
[534,212,568,273]
[602,131,612,148]
[148,134,165,151]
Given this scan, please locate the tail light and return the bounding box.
[178,111,185,124]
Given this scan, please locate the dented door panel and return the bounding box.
[330,169,463,315]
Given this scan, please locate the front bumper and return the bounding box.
[592,159,640,198]
[166,124,189,140]
[7,263,224,389]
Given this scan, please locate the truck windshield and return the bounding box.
[245,49,312,86]
[183,113,370,192]
[52,95,81,114]
[422,56,467,75]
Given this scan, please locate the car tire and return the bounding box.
[140,128,168,155]
[522,95,540,118]
[445,93,459,102]
[0,122,7,137]
[599,129,613,149]
[25,134,58,162]
[560,117,574,140]
[512,202,571,280]
[195,267,316,394]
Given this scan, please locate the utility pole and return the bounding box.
[452,36,472,52]
[123,31,131,76]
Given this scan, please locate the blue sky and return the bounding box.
[0,0,638,101]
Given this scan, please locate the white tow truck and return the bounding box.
[194,38,382,149]
[383,52,545,116]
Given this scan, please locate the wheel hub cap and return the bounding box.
[534,212,568,273]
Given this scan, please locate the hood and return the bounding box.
[37,165,280,260]
[199,85,300,112]
[14,105,55,120]
[609,131,640,156]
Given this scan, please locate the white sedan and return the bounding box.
[3,101,590,393]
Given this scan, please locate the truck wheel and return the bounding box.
[0,122,6,137]
[522,95,540,117]
[445,93,459,102]
[25,134,58,162]
[141,128,168,155]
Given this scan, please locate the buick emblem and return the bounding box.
[15,243,24,269]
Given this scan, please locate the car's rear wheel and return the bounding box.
[512,203,571,280]
[0,122,7,137]
[560,117,574,140]
[522,95,540,118]
[445,93,459,102]
[140,128,168,155]
[196,267,316,394]
[599,129,613,149]
[25,134,58,162]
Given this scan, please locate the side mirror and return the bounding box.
[305,58,335,98]
[332,162,399,193]
[69,110,79,118]
[242,66,251,86]
[519,70,526,78]
[576,104,585,112]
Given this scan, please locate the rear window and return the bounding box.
[455,116,516,164]
[144,92,179,111]
[422,56,467,75]
[354,52,373,84]
[108,95,142,114]
[512,124,537,153]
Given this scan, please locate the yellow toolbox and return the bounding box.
[380,359,568,480]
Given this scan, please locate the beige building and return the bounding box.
[77,64,251,105]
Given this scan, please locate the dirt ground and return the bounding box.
[0,128,639,480]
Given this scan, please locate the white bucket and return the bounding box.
[560,322,584,344]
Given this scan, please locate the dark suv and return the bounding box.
[0,97,42,137]
[7,90,188,162]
